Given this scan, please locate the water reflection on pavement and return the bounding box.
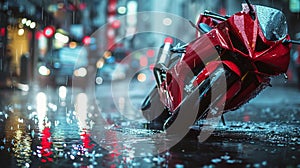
[0,82,299,167]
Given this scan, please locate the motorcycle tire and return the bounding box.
[141,86,171,130]
[163,65,239,130]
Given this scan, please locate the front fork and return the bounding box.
[153,64,168,90]
[153,41,187,89]
[153,55,173,110]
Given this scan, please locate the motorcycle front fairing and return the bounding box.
[158,3,291,113]
[204,4,291,110]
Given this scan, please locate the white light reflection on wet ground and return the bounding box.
[36,92,48,129]
[58,86,67,101]
[75,92,89,130]
[0,83,299,167]
[12,120,32,167]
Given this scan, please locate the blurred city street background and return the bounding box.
[0,0,300,167]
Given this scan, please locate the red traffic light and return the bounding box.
[0,28,5,36]
[82,36,91,45]
[43,26,55,38]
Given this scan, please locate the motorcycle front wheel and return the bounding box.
[163,65,239,130]
[141,54,182,130]
[141,86,171,130]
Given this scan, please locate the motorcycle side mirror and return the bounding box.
[245,0,256,20]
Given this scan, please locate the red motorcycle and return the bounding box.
[141,0,298,131]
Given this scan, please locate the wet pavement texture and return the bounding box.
[0,80,299,168]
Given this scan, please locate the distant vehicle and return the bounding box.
[95,61,129,85]
[37,46,88,87]
[111,46,131,63]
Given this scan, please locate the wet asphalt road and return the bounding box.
[0,79,299,168]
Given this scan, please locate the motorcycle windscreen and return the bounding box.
[256,5,288,41]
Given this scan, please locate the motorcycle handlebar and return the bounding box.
[283,39,300,45]
[203,10,228,21]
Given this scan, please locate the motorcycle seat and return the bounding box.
[199,23,213,33]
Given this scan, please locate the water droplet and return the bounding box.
[175,164,184,168]
[95,153,103,157]
[27,105,33,110]
[31,130,35,138]
[18,118,24,123]
[143,158,151,163]
[211,158,221,163]
[226,160,235,164]
[221,155,230,160]
[58,152,64,157]
[73,162,80,167]
[262,161,267,166]
[253,163,260,168]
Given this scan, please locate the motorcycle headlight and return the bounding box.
[38,65,51,76]
[74,67,87,77]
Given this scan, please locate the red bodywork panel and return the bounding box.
[159,5,291,112]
